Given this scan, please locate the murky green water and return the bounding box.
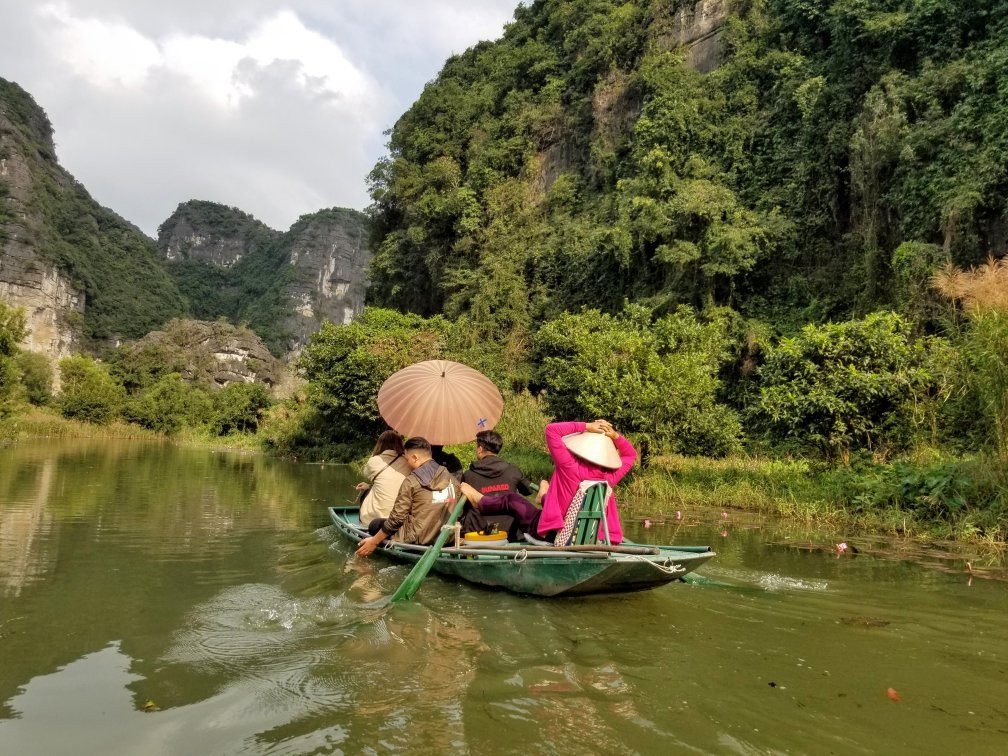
[1,439,1006,754]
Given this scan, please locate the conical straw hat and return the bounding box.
[561,431,621,469]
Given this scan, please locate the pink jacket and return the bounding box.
[537,421,637,543]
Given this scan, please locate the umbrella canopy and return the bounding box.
[377,360,503,445]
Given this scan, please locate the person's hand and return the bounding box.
[535,479,549,505]
[355,536,378,557]
[354,482,370,492]
[587,419,616,436]
[459,481,482,505]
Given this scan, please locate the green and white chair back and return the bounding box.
[554,480,612,547]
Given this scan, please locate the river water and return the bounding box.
[0,439,1005,754]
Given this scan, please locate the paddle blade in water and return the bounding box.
[389,496,467,603]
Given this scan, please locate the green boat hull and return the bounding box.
[328,506,715,597]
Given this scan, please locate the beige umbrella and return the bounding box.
[377,360,503,445]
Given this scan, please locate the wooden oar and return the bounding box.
[388,495,468,603]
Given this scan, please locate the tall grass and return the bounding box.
[495,391,550,451]
[621,453,837,519]
[933,255,1008,459]
[0,406,161,441]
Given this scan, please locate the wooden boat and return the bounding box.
[328,505,716,597]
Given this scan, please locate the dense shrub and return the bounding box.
[0,302,27,417]
[211,382,272,435]
[754,312,935,458]
[297,308,450,445]
[15,351,53,406]
[834,458,1006,534]
[106,340,192,393]
[123,374,201,433]
[535,304,741,456]
[57,355,125,424]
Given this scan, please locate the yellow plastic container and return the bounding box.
[462,531,509,548]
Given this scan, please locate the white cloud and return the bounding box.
[0,0,517,235]
[39,4,375,110]
[40,2,161,89]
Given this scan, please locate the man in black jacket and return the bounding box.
[461,430,534,496]
[459,430,545,538]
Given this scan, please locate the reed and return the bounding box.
[0,407,160,441]
[495,390,550,450]
[933,255,1008,458]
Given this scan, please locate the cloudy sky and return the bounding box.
[0,1,518,236]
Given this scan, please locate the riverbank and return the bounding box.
[3,403,1005,546]
[0,407,258,451]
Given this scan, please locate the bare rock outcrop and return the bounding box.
[157,200,280,267]
[282,208,369,354]
[656,0,730,73]
[131,319,283,389]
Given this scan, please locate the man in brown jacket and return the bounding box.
[354,436,459,557]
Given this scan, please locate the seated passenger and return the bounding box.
[355,430,411,524]
[355,437,460,556]
[461,430,534,497]
[461,420,636,544]
[431,444,464,477]
[538,419,636,544]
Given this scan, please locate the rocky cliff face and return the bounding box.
[0,78,185,358]
[282,208,369,354]
[158,200,280,267]
[0,82,83,359]
[131,319,283,389]
[156,202,369,356]
[657,0,730,73]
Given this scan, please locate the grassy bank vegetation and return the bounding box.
[3,276,1008,545]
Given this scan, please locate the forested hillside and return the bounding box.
[159,202,369,355]
[0,78,185,344]
[318,0,1008,534]
[369,0,1008,333]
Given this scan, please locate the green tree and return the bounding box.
[536,304,741,456]
[0,302,28,417]
[297,308,450,446]
[14,351,53,406]
[123,373,195,433]
[754,312,935,458]
[57,355,125,424]
[210,382,273,435]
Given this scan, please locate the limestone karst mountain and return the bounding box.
[0,78,184,357]
[0,78,370,361]
[158,201,369,356]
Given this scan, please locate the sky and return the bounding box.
[0,1,518,236]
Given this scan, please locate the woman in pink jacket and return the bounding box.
[460,419,637,543]
[537,419,637,544]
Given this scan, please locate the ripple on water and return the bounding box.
[709,566,830,592]
[756,572,829,592]
[162,582,398,716]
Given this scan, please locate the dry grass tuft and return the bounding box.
[932,255,1008,313]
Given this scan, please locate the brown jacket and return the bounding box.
[381,461,459,545]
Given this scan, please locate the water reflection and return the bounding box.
[1,440,1007,753]
[0,438,347,725]
[0,439,336,598]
